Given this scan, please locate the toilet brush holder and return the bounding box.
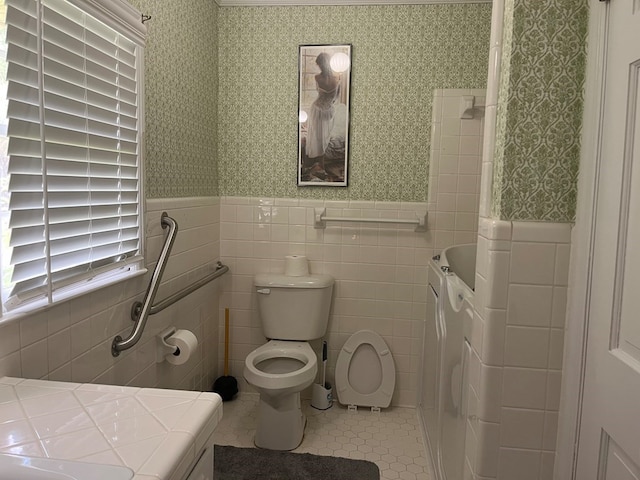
[311,382,333,410]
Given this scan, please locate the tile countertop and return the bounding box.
[0,377,223,480]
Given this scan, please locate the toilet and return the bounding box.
[335,329,396,409]
[243,271,334,450]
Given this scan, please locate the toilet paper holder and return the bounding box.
[157,327,179,363]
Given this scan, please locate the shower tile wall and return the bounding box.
[466,219,569,480]
[429,88,485,250]
[219,196,431,407]
[0,198,221,391]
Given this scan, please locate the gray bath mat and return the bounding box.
[214,444,380,480]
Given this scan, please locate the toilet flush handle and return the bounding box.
[257,288,271,295]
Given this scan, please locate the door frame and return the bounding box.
[554,1,609,478]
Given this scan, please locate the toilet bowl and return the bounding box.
[244,340,317,398]
[244,340,317,450]
[335,329,396,409]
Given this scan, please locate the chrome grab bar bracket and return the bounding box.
[131,301,143,321]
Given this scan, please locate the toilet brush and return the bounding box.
[213,308,238,401]
[311,340,332,410]
[321,340,327,388]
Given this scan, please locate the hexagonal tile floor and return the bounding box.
[213,393,435,480]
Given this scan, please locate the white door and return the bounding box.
[577,0,640,477]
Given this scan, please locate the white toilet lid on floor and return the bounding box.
[335,330,396,408]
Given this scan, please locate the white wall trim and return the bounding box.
[215,0,489,6]
[554,2,608,479]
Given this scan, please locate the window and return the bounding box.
[0,0,146,315]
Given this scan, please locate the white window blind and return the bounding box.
[1,0,146,312]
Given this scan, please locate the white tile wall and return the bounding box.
[466,219,572,480]
[429,89,486,249]
[0,198,222,392]
[218,196,431,407]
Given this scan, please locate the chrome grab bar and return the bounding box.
[136,261,228,317]
[313,207,427,232]
[112,212,178,356]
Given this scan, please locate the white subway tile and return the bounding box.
[460,118,482,136]
[504,326,550,369]
[274,198,298,206]
[498,448,541,480]
[270,206,289,224]
[510,243,556,285]
[235,223,252,241]
[478,365,502,423]
[507,285,553,327]
[454,232,477,245]
[478,218,511,241]
[502,367,548,409]
[253,224,270,242]
[234,205,253,223]
[288,225,306,243]
[500,407,545,449]
[48,328,71,373]
[457,193,480,213]
[471,310,484,357]
[457,176,480,195]
[546,370,562,412]
[475,421,500,477]
[439,155,460,175]
[542,412,558,451]
[540,452,555,480]
[554,244,571,286]
[0,321,20,357]
[486,250,510,309]
[254,206,271,224]
[441,96,460,118]
[511,222,571,244]
[21,339,48,378]
[20,314,49,347]
[465,421,478,473]
[460,136,481,156]
[0,351,21,378]
[476,235,489,278]
[458,156,481,175]
[288,207,307,225]
[551,287,568,328]
[548,329,564,370]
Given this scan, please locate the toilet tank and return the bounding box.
[254,273,334,341]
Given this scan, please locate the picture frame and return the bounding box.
[297,44,352,187]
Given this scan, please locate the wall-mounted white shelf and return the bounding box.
[314,207,427,232]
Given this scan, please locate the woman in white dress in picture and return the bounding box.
[305,52,340,171]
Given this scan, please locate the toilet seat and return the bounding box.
[244,340,317,393]
[335,330,396,408]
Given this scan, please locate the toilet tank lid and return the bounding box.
[254,273,334,288]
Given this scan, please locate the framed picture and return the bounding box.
[297,44,352,186]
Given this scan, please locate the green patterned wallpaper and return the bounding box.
[492,0,588,221]
[129,0,219,198]
[217,4,491,202]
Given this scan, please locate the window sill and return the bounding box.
[0,266,148,324]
